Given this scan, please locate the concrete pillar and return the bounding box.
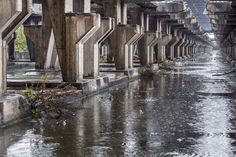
[141,12,145,28]
[116,0,122,24]
[24,25,43,66]
[73,0,91,13]
[139,32,157,66]
[8,33,16,60]
[174,31,184,58]
[156,19,162,38]
[188,40,194,56]
[105,1,143,70]
[185,38,192,57]
[45,0,66,81]
[0,0,32,95]
[138,13,158,66]
[114,25,142,70]
[83,17,115,78]
[162,23,172,60]
[156,19,165,62]
[166,27,178,60]
[24,0,62,69]
[44,30,60,69]
[145,15,150,32]
[0,38,6,95]
[65,13,99,81]
[180,34,188,57]
[121,2,127,25]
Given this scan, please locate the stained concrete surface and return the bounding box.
[1,51,236,157]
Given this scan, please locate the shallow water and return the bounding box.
[1,51,236,157]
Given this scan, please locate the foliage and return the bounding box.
[15,26,28,52]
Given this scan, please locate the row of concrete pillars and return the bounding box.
[0,0,212,96]
[206,1,236,57]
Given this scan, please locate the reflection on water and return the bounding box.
[1,51,236,157]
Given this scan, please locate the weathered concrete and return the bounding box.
[180,35,188,57]
[0,94,29,127]
[83,17,115,78]
[139,32,157,66]
[174,31,184,58]
[0,0,32,95]
[114,25,143,70]
[23,3,59,70]
[65,13,100,81]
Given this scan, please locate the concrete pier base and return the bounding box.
[0,94,29,128]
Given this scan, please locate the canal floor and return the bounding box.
[1,51,236,157]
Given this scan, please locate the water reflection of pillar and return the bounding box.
[75,92,114,155]
[0,123,29,155]
[123,84,138,155]
[77,96,101,152]
[168,74,175,89]
[76,109,85,154]
[159,75,166,98]
[110,88,126,155]
[148,78,154,98]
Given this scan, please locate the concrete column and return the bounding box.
[186,38,191,56]
[116,0,122,24]
[0,38,6,95]
[139,32,157,66]
[166,27,178,60]
[156,19,164,62]
[8,33,16,60]
[83,17,115,78]
[121,2,127,25]
[138,14,158,66]
[163,23,173,60]
[141,12,145,28]
[0,0,32,95]
[73,0,91,13]
[174,31,184,58]
[114,25,143,70]
[156,19,162,38]
[188,40,194,56]
[180,34,188,57]
[65,13,98,81]
[157,22,173,61]
[44,30,60,69]
[145,15,150,31]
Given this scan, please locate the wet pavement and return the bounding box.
[1,51,236,157]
